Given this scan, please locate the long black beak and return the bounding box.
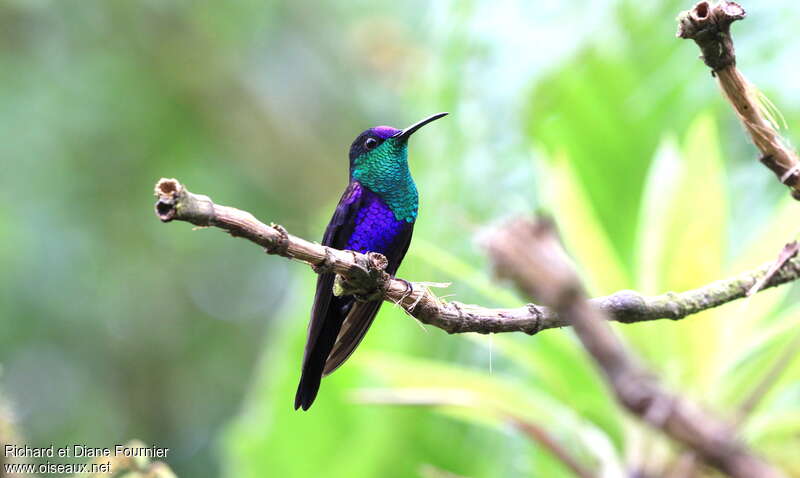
[393,112,448,140]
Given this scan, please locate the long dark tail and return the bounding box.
[295,290,352,410]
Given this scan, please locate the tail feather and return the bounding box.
[294,296,351,410]
[323,301,381,376]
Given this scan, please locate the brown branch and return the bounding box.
[484,218,785,478]
[511,419,597,478]
[677,1,800,199]
[154,178,800,338]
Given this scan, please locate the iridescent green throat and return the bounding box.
[351,137,418,223]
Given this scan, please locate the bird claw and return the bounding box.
[335,274,384,302]
[394,277,414,300]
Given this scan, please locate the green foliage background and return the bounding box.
[1,0,799,477]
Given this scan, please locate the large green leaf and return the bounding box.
[540,150,630,295]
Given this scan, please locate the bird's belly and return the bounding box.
[345,198,407,256]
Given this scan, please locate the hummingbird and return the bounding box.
[295,112,448,410]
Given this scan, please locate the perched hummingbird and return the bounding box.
[295,112,448,410]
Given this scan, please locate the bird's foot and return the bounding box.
[334,273,386,302]
[395,277,415,302]
[354,289,384,302]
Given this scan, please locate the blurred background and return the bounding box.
[2,0,800,476]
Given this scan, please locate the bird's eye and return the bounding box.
[364,137,378,150]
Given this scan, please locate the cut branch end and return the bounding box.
[677,1,745,71]
[678,1,800,200]
[154,178,183,222]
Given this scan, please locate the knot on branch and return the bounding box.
[334,252,390,302]
[265,224,290,256]
[311,247,336,274]
[677,1,745,72]
[602,290,648,323]
[758,155,800,194]
[525,303,544,334]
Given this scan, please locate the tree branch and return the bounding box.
[677,1,800,199]
[484,218,785,478]
[154,178,800,337]
[510,418,597,478]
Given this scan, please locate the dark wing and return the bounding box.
[294,181,364,410]
[322,221,414,376]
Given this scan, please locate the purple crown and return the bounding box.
[371,126,401,139]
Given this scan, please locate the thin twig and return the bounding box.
[154,178,800,337]
[747,241,799,297]
[735,329,800,424]
[352,388,596,478]
[511,419,597,478]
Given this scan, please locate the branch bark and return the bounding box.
[677,1,800,199]
[154,178,800,337]
[484,218,785,478]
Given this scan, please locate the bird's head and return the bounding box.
[348,112,448,180]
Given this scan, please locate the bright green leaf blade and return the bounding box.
[540,149,630,295]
